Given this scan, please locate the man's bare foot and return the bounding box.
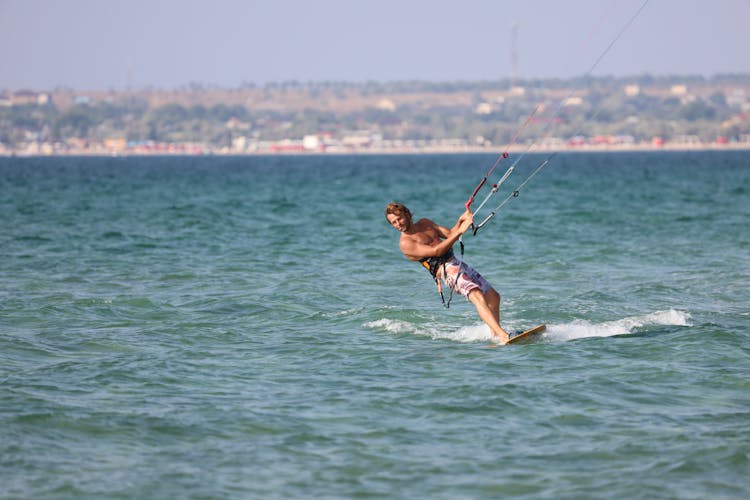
[491,332,510,345]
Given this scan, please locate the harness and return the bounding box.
[420,249,454,279]
[419,240,464,309]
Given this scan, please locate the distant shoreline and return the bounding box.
[3,142,749,158]
[4,76,748,158]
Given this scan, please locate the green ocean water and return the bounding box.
[1,152,749,499]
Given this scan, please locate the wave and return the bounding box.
[364,309,691,344]
[544,309,692,342]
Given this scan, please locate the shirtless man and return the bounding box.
[385,202,510,344]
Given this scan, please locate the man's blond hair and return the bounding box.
[384,202,412,220]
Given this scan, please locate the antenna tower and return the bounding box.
[511,22,519,87]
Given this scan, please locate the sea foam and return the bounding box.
[366,309,691,344]
[544,308,691,342]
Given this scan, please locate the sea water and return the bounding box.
[1,151,749,498]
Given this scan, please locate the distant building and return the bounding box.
[624,84,640,97]
[225,117,251,131]
[474,102,493,115]
[104,138,127,153]
[11,90,49,106]
[377,98,397,111]
[563,97,584,107]
[232,136,249,152]
[303,135,322,151]
[727,89,746,109]
[670,85,688,96]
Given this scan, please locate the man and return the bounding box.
[385,202,510,344]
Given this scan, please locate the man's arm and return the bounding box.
[436,209,473,238]
[400,214,473,260]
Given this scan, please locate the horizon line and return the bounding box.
[5,72,750,93]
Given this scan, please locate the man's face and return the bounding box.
[386,212,410,232]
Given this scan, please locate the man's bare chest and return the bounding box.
[408,227,441,246]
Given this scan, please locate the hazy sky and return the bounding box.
[1,0,748,90]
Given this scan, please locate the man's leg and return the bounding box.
[467,289,509,343]
[485,287,501,324]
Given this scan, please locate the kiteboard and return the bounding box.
[506,324,546,344]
